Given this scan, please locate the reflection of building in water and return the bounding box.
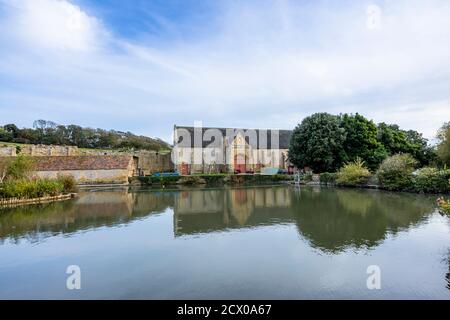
[173,187,292,236]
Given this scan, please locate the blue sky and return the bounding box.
[1,0,449,143]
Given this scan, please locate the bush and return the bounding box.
[412,168,450,194]
[320,172,337,185]
[336,158,371,186]
[0,178,64,199]
[57,174,78,193]
[5,155,35,181]
[437,197,450,214]
[302,173,313,182]
[377,154,417,191]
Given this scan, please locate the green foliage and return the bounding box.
[377,123,435,166]
[437,198,450,214]
[320,172,337,184]
[301,173,313,182]
[57,175,78,193]
[376,154,417,191]
[412,168,450,194]
[0,126,13,142]
[0,120,170,151]
[5,155,35,181]
[0,179,64,199]
[336,158,371,186]
[289,113,435,173]
[289,113,347,172]
[436,122,450,166]
[340,113,387,170]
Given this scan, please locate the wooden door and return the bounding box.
[234,154,246,173]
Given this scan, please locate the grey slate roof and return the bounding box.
[174,126,292,149]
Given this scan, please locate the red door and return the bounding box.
[234,155,246,173]
[181,163,189,175]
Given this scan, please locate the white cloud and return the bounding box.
[0,0,449,140]
[2,0,107,52]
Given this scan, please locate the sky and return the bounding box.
[0,0,449,143]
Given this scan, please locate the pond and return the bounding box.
[0,185,449,299]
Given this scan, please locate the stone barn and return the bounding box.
[32,155,138,185]
[173,125,293,175]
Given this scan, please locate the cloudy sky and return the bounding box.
[0,0,449,143]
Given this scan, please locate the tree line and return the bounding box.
[288,113,446,172]
[0,120,170,151]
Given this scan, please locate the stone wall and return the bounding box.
[135,151,174,175]
[0,145,174,175]
[19,145,78,156]
[0,146,16,156]
[35,169,131,185]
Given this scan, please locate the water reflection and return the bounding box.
[0,186,437,254]
[291,187,434,253]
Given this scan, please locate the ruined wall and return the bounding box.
[135,151,174,175]
[0,146,16,156]
[18,145,79,156]
[0,145,174,175]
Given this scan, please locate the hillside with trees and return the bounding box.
[0,120,170,151]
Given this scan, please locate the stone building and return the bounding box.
[32,155,138,185]
[173,125,293,175]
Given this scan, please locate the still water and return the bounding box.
[0,185,449,299]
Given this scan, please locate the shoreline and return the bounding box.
[0,193,77,208]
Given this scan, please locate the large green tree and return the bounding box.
[289,113,347,172]
[437,122,450,166]
[377,123,435,166]
[340,113,387,170]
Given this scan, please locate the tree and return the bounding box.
[403,129,436,166]
[3,124,19,139]
[340,113,387,170]
[437,122,450,166]
[377,123,434,166]
[0,126,13,142]
[0,120,170,151]
[289,113,347,172]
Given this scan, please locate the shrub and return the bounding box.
[336,158,371,186]
[320,172,337,185]
[57,174,78,193]
[5,155,35,181]
[376,154,417,191]
[0,178,64,199]
[413,168,450,194]
[437,197,450,214]
[177,176,206,185]
[302,173,313,182]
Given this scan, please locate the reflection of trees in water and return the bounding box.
[291,187,435,253]
[0,186,436,253]
[0,190,175,243]
[444,249,450,291]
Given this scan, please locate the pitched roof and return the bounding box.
[6,155,134,171]
[174,126,292,149]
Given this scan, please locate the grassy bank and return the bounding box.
[0,155,78,201]
[131,173,293,186]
